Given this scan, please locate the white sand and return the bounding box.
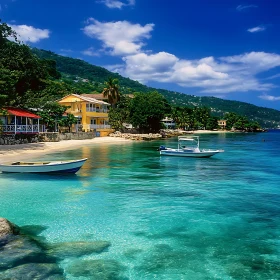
[0,137,132,163]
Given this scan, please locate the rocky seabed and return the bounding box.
[0,217,123,279]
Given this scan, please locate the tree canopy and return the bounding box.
[0,20,70,110]
[102,77,120,107]
[129,91,171,132]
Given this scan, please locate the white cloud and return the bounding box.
[81,47,100,57]
[259,94,280,101]
[247,26,266,33]
[236,4,258,11]
[220,52,280,72]
[120,52,178,82]
[83,18,280,95]
[108,51,280,94]
[265,73,280,80]
[83,18,154,55]
[97,0,135,9]
[9,24,50,43]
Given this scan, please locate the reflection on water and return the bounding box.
[0,133,280,279]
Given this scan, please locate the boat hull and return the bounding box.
[159,135,224,158]
[160,149,222,158]
[0,158,87,174]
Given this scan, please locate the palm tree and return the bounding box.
[102,78,120,107]
[171,106,194,130]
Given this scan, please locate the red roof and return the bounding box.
[5,107,41,119]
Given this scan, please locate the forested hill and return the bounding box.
[32,48,148,94]
[32,48,280,128]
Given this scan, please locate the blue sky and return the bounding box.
[1,0,280,110]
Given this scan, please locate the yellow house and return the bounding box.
[58,94,113,136]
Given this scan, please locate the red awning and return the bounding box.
[6,107,41,119]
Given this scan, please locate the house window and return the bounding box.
[86,103,97,112]
[102,105,108,112]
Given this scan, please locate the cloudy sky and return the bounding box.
[1,0,280,110]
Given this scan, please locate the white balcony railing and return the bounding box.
[0,125,45,134]
[90,124,111,129]
[86,108,108,113]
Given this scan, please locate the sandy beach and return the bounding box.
[0,137,132,163]
[0,130,231,163]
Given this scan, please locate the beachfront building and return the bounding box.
[0,107,44,134]
[58,94,113,136]
[218,119,227,129]
[161,117,176,129]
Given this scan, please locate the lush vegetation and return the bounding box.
[32,48,147,94]
[129,91,171,132]
[108,91,171,132]
[0,20,77,131]
[107,93,261,132]
[101,78,120,107]
[0,20,277,133]
[0,22,69,109]
[32,48,280,128]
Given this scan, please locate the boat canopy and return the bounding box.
[179,138,196,141]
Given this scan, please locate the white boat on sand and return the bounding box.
[0,158,87,174]
[159,136,224,158]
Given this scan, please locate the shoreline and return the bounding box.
[0,137,132,163]
[0,130,233,163]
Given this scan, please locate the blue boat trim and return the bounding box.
[1,167,82,174]
[45,166,82,173]
[36,166,82,174]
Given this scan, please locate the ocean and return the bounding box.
[0,131,280,279]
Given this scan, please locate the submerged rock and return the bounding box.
[0,218,63,279]
[0,235,55,270]
[123,248,143,260]
[67,259,126,279]
[47,240,111,259]
[0,263,65,280]
[0,218,20,238]
[19,224,48,244]
[20,225,48,237]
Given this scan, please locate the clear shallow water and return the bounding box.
[0,131,280,279]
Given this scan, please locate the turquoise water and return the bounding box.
[1,131,280,279]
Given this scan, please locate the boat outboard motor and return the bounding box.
[158,145,167,151]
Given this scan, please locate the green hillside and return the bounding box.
[32,48,280,128]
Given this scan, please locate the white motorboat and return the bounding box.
[159,136,224,158]
[0,158,87,173]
